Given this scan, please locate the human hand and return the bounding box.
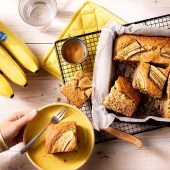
[0,110,37,147]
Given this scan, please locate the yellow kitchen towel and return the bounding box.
[42,1,127,80]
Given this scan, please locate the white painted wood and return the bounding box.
[1,0,169,43]
[0,0,170,170]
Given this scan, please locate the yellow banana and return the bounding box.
[0,21,39,73]
[0,45,27,86]
[0,73,14,98]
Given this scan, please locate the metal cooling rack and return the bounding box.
[55,14,170,144]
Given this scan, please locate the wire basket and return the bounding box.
[55,14,170,143]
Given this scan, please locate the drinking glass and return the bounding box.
[19,0,57,30]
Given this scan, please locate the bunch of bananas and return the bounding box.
[0,21,39,98]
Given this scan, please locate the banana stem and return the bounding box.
[0,32,7,42]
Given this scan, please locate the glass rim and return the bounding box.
[18,0,57,27]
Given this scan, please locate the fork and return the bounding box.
[20,106,68,154]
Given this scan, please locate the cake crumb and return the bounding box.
[96,150,102,155]
[56,97,61,102]
[104,155,109,158]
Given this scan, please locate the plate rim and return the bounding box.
[23,103,95,170]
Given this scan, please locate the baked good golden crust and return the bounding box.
[162,98,170,118]
[60,70,93,108]
[103,76,141,117]
[167,73,170,98]
[45,122,78,154]
[115,76,141,106]
[113,35,170,66]
[161,68,170,118]
[132,63,169,98]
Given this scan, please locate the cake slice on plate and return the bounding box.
[45,121,78,154]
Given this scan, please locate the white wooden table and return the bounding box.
[0,0,170,169]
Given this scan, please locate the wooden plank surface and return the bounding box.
[0,0,170,170]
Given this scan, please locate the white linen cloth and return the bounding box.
[92,22,170,130]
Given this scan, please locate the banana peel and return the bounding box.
[0,21,39,73]
[0,73,13,98]
[0,21,39,97]
[0,45,27,86]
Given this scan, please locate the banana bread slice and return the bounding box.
[45,122,78,154]
[167,73,170,98]
[162,98,170,118]
[162,71,170,118]
[132,63,169,98]
[103,76,141,117]
[60,70,93,108]
[113,34,170,66]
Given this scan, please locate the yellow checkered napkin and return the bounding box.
[42,1,127,80]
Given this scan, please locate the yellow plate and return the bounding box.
[23,103,95,170]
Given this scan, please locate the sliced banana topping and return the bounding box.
[78,77,92,90]
[133,70,145,89]
[122,41,146,59]
[54,131,74,152]
[125,47,146,59]
[85,88,92,98]
[149,65,166,90]
[161,48,170,58]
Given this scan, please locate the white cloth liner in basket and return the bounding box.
[92,22,170,130]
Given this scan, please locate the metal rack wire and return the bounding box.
[55,14,170,143]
